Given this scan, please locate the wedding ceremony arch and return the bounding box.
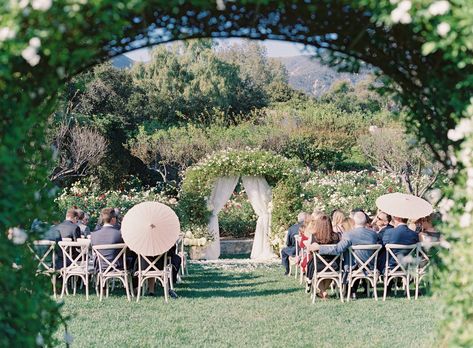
[2,0,473,345]
[177,149,305,259]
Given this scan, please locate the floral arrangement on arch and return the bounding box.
[176,148,306,251]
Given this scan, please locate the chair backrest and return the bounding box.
[177,233,185,255]
[416,241,442,272]
[30,240,56,272]
[312,245,342,277]
[92,243,127,274]
[385,243,417,274]
[294,235,301,258]
[348,244,382,275]
[58,239,90,270]
[137,252,168,275]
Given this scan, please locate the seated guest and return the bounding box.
[310,212,379,298]
[298,214,315,274]
[380,215,419,270]
[50,209,81,269]
[331,209,346,237]
[417,213,442,242]
[145,245,181,299]
[281,212,306,275]
[341,217,355,233]
[55,208,81,241]
[91,208,124,270]
[374,211,393,240]
[313,212,379,261]
[76,210,91,237]
[304,214,340,298]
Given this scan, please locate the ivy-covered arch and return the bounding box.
[177,149,305,250]
[2,0,473,346]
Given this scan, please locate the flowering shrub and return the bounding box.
[55,180,177,228]
[177,149,305,250]
[303,170,404,215]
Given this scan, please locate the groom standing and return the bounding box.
[281,212,306,275]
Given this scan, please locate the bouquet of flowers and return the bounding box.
[183,225,214,247]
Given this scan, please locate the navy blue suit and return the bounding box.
[281,223,301,273]
[91,226,124,270]
[380,224,419,270]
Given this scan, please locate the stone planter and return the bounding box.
[188,246,207,260]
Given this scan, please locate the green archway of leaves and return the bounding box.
[2,0,473,346]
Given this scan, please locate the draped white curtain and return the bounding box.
[242,176,275,259]
[205,176,239,260]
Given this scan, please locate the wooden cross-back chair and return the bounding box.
[29,240,57,298]
[176,234,188,277]
[288,234,301,279]
[415,241,442,300]
[135,253,172,302]
[93,243,132,302]
[383,243,417,301]
[311,248,344,303]
[346,244,383,301]
[59,239,92,300]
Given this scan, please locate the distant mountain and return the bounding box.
[112,53,370,96]
[111,55,135,69]
[275,55,371,96]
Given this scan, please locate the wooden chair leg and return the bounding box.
[383,275,388,301]
[124,276,131,302]
[85,275,89,301]
[60,274,67,299]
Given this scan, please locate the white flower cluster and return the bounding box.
[21,37,41,67]
[391,0,412,24]
[447,117,473,141]
[8,227,27,244]
[0,27,16,42]
[428,1,450,16]
[437,22,451,37]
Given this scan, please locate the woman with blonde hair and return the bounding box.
[331,209,346,237]
[341,217,355,233]
[304,213,340,298]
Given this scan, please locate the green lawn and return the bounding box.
[57,261,440,347]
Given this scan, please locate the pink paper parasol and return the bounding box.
[376,192,433,220]
[121,202,180,256]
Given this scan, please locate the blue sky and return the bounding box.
[125,39,309,62]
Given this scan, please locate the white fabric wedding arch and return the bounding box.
[205,175,275,260]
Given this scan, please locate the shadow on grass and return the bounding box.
[60,263,301,300]
[177,264,300,298]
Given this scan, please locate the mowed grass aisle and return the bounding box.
[58,261,440,347]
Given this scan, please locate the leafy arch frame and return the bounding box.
[2,0,473,346]
[177,149,305,248]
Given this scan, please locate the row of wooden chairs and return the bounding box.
[29,235,188,302]
[289,236,441,302]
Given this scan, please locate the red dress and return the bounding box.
[299,233,310,272]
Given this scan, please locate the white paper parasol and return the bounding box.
[121,201,180,256]
[375,192,433,220]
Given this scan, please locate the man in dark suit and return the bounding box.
[281,212,306,275]
[379,215,419,271]
[374,211,394,241]
[55,208,81,241]
[91,208,124,269]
